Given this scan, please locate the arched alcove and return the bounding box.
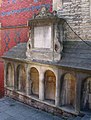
[61,73,76,108]
[81,77,91,111]
[44,70,56,103]
[6,63,14,88]
[30,67,39,97]
[17,65,26,93]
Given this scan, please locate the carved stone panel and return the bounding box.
[61,73,76,108]
[30,67,39,96]
[34,26,52,49]
[44,70,56,101]
[81,78,91,110]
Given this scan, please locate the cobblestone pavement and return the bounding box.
[0,97,91,120]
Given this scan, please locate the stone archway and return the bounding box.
[81,78,91,111]
[61,73,76,108]
[17,65,26,92]
[30,67,39,97]
[6,63,14,88]
[44,70,56,102]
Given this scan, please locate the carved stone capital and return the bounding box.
[54,24,63,54]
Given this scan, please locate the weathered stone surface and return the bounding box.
[26,7,65,62]
[0,97,63,120]
[2,4,91,119]
[34,26,52,48]
[5,89,76,118]
[3,41,91,71]
[58,0,91,40]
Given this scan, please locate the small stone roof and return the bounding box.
[60,41,91,70]
[2,41,91,71]
[2,43,27,60]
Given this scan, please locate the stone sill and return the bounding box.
[58,106,79,115]
[5,87,14,91]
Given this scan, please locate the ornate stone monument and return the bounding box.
[26,7,65,62]
[2,5,91,116]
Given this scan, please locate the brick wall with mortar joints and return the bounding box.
[1,0,52,54]
[0,0,52,97]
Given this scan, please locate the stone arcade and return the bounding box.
[2,7,91,116]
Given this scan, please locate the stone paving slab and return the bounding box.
[0,97,63,120]
[81,115,91,120]
[0,97,91,120]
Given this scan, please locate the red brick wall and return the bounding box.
[0,0,52,97]
[1,0,52,53]
[1,0,52,27]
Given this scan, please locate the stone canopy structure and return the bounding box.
[26,7,65,62]
[2,7,91,116]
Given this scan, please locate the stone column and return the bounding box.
[14,63,18,90]
[39,72,44,101]
[4,62,7,88]
[55,70,60,106]
[75,75,82,113]
[25,64,32,96]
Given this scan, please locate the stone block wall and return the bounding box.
[57,0,91,40]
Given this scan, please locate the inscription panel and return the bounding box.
[34,26,52,49]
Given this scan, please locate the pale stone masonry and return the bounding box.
[57,0,91,40]
[2,5,91,118]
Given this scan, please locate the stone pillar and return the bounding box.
[75,75,81,113]
[39,72,44,101]
[25,64,29,95]
[4,62,7,88]
[55,70,60,106]
[25,65,32,96]
[14,63,18,90]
